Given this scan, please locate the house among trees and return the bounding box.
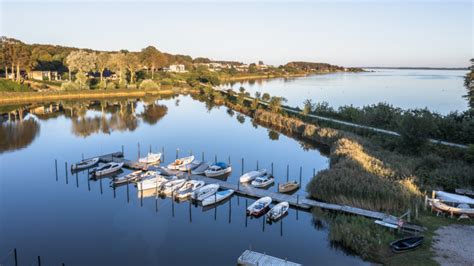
[164,64,187,73]
[28,71,61,81]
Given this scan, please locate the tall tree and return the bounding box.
[108,52,127,83]
[140,46,167,79]
[302,99,315,115]
[65,50,96,83]
[465,59,474,109]
[125,53,139,84]
[95,52,111,81]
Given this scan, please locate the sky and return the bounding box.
[0,1,472,67]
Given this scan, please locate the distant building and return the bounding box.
[28,71,61,81]
[165,64,187,73]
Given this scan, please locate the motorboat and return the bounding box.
[191,162,210,175]
[175,180,206,200]
[278,181,300,193]
[138,152,162,164]
[266,202,289,221]
[240,169,268,183]
[390,236,424,253]
[202,189,234,206]
[112,170,143,186]
[178,160,203,172]
[161,179,186,196]
[247,196,272,216]
[71,157,99,171]
[92,162,123,177]
[136,174,170,190]
[251,175,274,188]
[167,155,195,170]
[191,184,220,201]
[204,162,232,177]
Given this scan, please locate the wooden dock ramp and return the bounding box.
[237,250,301,266]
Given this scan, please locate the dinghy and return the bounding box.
[178,160,202,172]
[92,162,123,176]
[202,189,234,206]
[435,191,474,205]
[175,180,206,200]
[247,197,272,216]
[112,170,143,186]
[278,181,300,193]
[161,179,186,196]
[251,175,274,188]
[192,184,220,201]
[390,236,424,253]
[204,162,232,177]
[266,202,289,221]
[71,157,99,171]
[240,169,268,183]
[136,175,170,190]
[138,152,162,164]
[167,155,195,170]
[191,162,210,175]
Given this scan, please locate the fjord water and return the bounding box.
[225,69,469,114]
[0,96,367,265]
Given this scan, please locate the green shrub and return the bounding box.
[106,82,117,90]
[0,79,32,92]
[139,79,159,90]
[60,81,81,91]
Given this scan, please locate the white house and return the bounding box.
[165,64,187,73]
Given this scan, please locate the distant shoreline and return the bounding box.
[361,67,468,70]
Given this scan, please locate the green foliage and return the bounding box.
[0,79,32,92]
[97,80,107,90]
[268,96,287,113]
[61,81,81,91]
[262,92,271,102]
[139,79,159,90]
[465,58,474,109]
[186,67,220,86]
[465,144,474,163]
[397,110,436,154]
[106,82,117,90]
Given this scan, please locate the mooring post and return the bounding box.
[262,214,265,232]
[140,189,143,207]
[155,196,158,212]
[271,162,274,175]
[87,170,91,191]
[65,162,68,184]
[228,156,231,165]
[424,195,428,210]
[172,194,175,217]
[122,145,124,156]
[100,177,103,194]
[286,164,289,182]
[189,200,192,223]
[296,195,299,220]
[277,183,279,193]
[75,171,79,188]
[228,197,232,224]
[237,181,240,192]
[245,199,248,227]
[313,168,315,177]
[37,255,41,266]
[201,151,204,161]
[299,166,302,185]
[138,142,140,160]
[14,248,18,266]
[241,158,244,175]
[214,154,217,163]
[126,182,130,203]
[55,159,58,181]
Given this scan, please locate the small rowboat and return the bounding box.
[390,236,424,253]
[191,162,209,175]
[202,189,234,207]
[247,197,272,216]
[266,202,289,221]
[71,157,99,171]
[161,179,186,196]
[251,175,274,188]
[278,181,300,193]
[175,180,206,200]
[138,153,162,164]
[112,170,143,186]
[192,184,220,201]
[240,169,268,183]
[92,162,123,177]
[178,160,202,172]
[167,156,195,170]
[204,162,232,177]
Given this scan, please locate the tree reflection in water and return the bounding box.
[0,118,40,153]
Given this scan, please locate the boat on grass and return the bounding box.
[175,180,206,200]
[251,175,274,188]
[204,162,232,177]
[167,156,195,170]
[430,199,474,217]
[202,189,234,206]
[278,181,300,193]
[192,184,219,201]
[435,191,474,205]
[71,157,99,171]
[390,236,424,253]
[91,162,123,177]
[138,153,162,164]
[266,202,289,221]
[240,169,268,183]
[247,197,272,216]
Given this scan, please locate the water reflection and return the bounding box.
[0,118,40,153]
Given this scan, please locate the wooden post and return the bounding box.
[87,170,91,191]
[271,162,274,175]
[277,182,280,192]
[176,148,179,159]
[140,189,143,207]
[424,195,428,210]
[37,256,41,266]
[237,181,240,192]
[296,195,299,220]
[407,208,411,222]
[138,142,140,160]
[256,160,259,170]
[313,168,315,177]
[214,154,217,163]
[286,164,289,182]
[415,204,419,219]
[431,190,436,199]
[122,145,124,156]
[14,248,18,266]
[126,181,130,203]
[245,199,248,227]
[65,162,68,184]
[202,151,204,161]
[189,200,192,223]
[228,197,231,224]
[299,166,302,184]
[172,193,175,217]
[100,177,103,194]
[75,171,79,188]
[55,159,58,181]
[161,146,165,162]
[241,158,244,175]
[228,156,231,165]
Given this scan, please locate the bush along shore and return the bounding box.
[191,87,474,264]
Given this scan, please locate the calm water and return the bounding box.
[0,96,366,265]
[224,69,469,114]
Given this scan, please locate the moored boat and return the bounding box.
[161,179,186,196]
[266,202,289,221]
[167,155,195,170]
[92,162,123,177]
[178,160,202,172]
[192,183,219,201]
[390,236,424,253]
[247,196,272,216]
[138,152,162,164]
[112,170,143,186]
[191,162,210,175]
[136,174,170,190]
[204,162,232,177]
[251,175,274,188]
[240,169,268,183]
[278,181,300,193]
[175,180,206,200]
[202,189,234,206]
[71,157,99,171]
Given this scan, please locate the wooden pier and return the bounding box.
[237,250,301,266]
[94,151,424,232]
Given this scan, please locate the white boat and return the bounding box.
[92,162,123,176]
[167,155,195,170]
[204,162,232,177]
[138,152,162,164]
[435,191,474,205]
[178,160,202,172]
[192,184,220,201]
[247,196,272,216]
[175,180,206,200]
[240,169,268,183]
[202,189,234,206]
[266,202,289,221]
[430,199,474,217]
[136,174,170,190]
[71,157,99,171]
[191,162,209,175]
[112,170,143,186]
[161,179,186,196]
[251,175,274,188]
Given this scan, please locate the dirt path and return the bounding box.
[432,224,474,266]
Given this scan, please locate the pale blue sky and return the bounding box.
[1,1,472,67]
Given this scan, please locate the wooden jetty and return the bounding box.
[95,151,424,232]
[237,250,301,266]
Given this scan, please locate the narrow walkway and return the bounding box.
[237,250,301,266]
